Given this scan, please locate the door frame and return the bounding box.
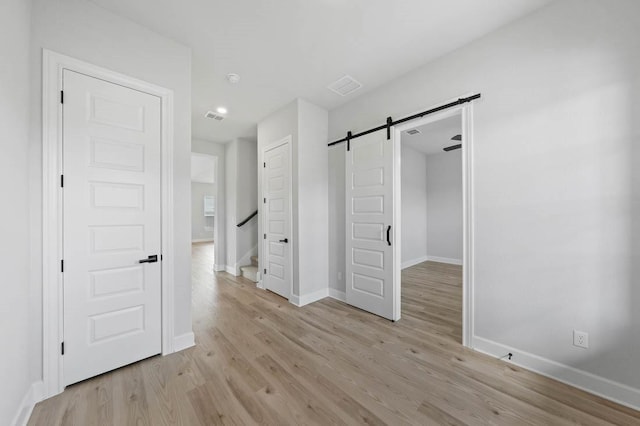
[42,50,175,398]
[393,97,475,347]
[259,136,293,300]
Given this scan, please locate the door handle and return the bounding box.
[279,238,289,243]
[386,226,392,246]
[139,255,158,263]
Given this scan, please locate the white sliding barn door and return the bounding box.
[345,132,399,321]
[62,70,162,385]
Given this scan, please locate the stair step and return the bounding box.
[240,265,258,283]
[251,255,258,267]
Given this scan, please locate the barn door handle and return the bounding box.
[279,238,289,243]
[386,226,392,246]
[139,255,158,263]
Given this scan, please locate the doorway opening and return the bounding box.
[191,153,219,271]
[392,101,474,347]
[399,112,464,344]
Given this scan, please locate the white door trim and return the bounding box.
[393,95,476,347]
[260,136,293,299]
[42,49,175,399]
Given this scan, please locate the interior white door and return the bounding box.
[345,131,399,320]
[263,141,291,299]
[62,70,162,386]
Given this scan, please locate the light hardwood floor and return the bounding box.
[29,243,640,425]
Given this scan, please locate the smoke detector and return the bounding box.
[328,75,363,96]
[406,129,421,135]
[205,111,225,121]
[226,73,241,84]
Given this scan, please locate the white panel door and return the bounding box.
[346,132,399,320]
[263,141,291,299]
[63,70,162,386]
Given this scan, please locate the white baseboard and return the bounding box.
[191,238,214,243]
[290,288,329,307]
[173,332,195,352]
[12,381,44,426]
[256,280,265,290]
[402,255,429,269]
[472,336,640,411]
[328,288,346,302]
[213,264,225,272]
[427,255,462,266]
[225,265,239,276]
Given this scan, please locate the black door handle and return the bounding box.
[386,226,391,246]
[279,238,289,243]
[139,255,158,264]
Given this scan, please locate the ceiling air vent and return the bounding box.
[205,111,225,121]
[406,129,421,135]
[328,75,363,97]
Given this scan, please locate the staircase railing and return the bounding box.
[237,210,258,227]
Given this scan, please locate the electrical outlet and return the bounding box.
[573,330,589,349]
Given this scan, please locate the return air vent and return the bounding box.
[405,129,422,135]
[205,111,225,121]
[328,75,363,96]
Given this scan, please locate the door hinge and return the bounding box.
[61,341,64,355]
[263,162,266,168]
[263,198,266,204]
[60,174,64,188]
[161,254,163,261]
[263,268,267,275]
[263,233,266,239]
[61,259,64,273]
[60,90,64,104]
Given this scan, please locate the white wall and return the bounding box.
[225,141,238,270]
[235,138,258,267]
[426,151,463,263]
[192,139,226,268]
[191,182,215,241]
[258,99,329,299]
[401,145,428,268]
[28,0,193,388]
[328,0,640,403]
[297,100,329,297]
[1,0,33,423]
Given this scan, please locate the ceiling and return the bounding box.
[90,0,553,143]
[191,154,216,183]
[402,114,461,156]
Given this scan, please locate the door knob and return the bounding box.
[139,255,158,263]
[279,238,289,243]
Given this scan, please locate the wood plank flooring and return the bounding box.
[29,242,640,425]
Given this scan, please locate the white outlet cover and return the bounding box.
[573,330,589,348]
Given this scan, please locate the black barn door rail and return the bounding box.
[327,94,481,149]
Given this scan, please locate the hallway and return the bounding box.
[28,243,640,425]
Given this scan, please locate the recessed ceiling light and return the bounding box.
[226,73,240,84]
[216,106,228,114]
